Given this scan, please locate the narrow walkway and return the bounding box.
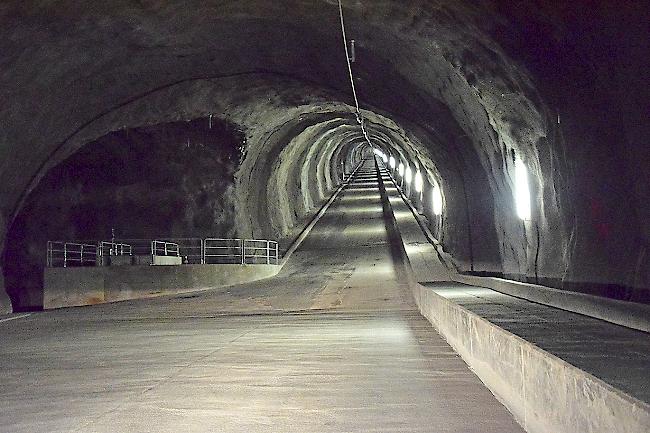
[0,159,525,432]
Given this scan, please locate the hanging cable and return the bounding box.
[338,0,360,117]
[338,0,374,148]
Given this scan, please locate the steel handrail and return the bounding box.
[151,240,180,257]
[47,237,279,267]
[47,241,98,268]
[204,238,279,265]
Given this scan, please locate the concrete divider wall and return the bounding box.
[44,264,280,309]
[412,282,650,433]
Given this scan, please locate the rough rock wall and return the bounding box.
[2,79,373,310]
[0,0,648,310]
[4,118,243,310]
[484,0,650,300]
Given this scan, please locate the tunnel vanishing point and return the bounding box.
[0,1,649,433]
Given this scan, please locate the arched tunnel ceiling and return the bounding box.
[1,0,649,310]
[0,0,543,214]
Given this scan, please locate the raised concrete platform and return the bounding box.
[377,161,650,433]
[44,263,280,309]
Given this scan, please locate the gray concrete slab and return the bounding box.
[426,283,650,404]
[0,159,524,432]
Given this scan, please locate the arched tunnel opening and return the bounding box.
[1,1,649,431]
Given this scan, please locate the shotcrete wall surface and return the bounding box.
[1,1,648,310]
[43,264,281,310]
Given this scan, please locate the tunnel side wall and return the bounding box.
[1,1,648,308]
[1,79,367,311]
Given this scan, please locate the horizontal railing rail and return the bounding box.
[47,237,278,267]
[151,240,180,257]
[99,241,132,258]
[46,241,98,268]
[204,238,279,265]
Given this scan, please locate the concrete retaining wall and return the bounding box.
[412,283,650,433]
[44,264,280,309]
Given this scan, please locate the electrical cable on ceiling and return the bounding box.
[337,0,374,149]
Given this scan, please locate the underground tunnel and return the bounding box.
[1,0,648,311]
[0,1,649,432]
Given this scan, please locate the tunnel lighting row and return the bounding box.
[382,152,532,220]
[384,155,443,216]
[372,148,388,164]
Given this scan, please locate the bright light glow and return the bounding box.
[514,156,531,220]
[414,171,423,193]
[398,163,405,176]
[404,166,412,184]
[389,156,396,168]
[432,181,443,215]
[372,148,389,164]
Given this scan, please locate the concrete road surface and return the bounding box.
[0,160,524,432]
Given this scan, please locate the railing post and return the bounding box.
[276,243,279,264]
[241,239,245,265]
[201,239,205,265]
[267,241,270,265]
[80,244,84,265]
[63,243,67,268]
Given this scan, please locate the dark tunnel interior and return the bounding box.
[1,0,649,311]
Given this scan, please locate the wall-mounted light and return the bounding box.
[414,171,423,193]
[398,162,405,176]
[389,156,396,168]
[404,166,412,184]
[372,148,388,164]
[432,181,443,215]
[514,156,531,220]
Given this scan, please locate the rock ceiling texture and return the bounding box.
[0,0,648,310]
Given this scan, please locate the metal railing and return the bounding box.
[99,241,132,257]
[204,238,279,265]
[46,241,98,268]
[151,240,180,257]
[47,237,279,267]
[109,238,203,264]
